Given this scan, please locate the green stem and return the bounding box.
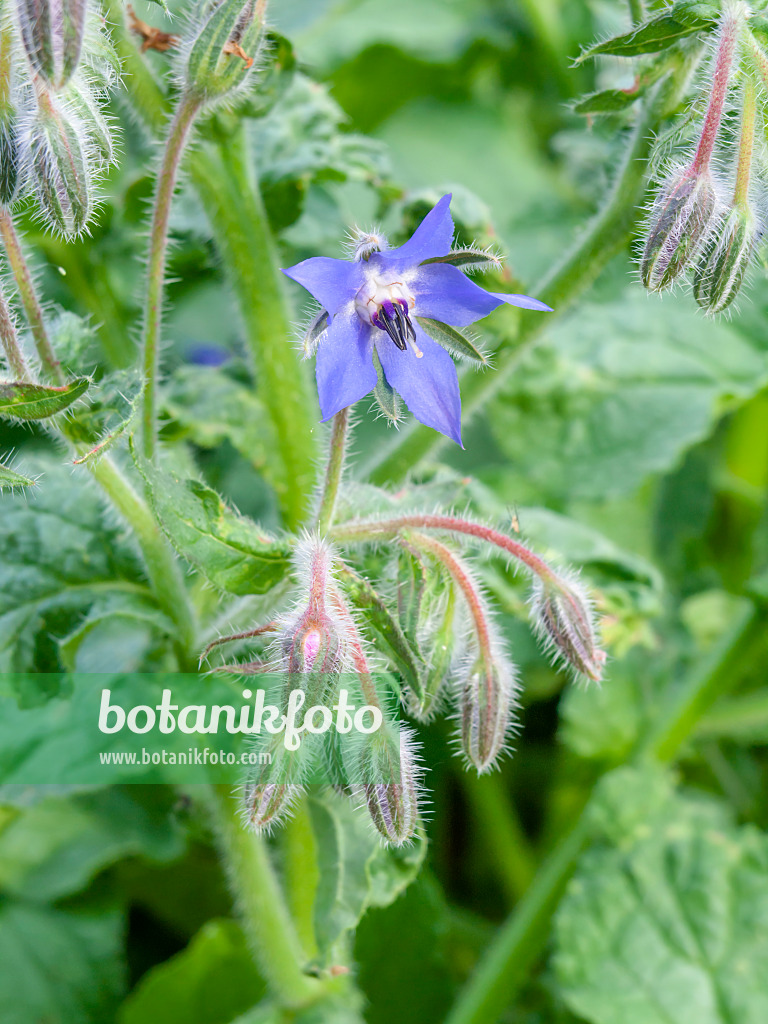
[734,75,756,206]
[315,407,350,535]
[367,88,669,485]
[188,136,318,528]
[141,90,202,460]
[0,283,30,380]
[0,208,63,382]
[88,456,198,670]
[211,784,326,1009]
[444,603,763,1024]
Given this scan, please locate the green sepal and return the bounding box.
[410,580,456,720]
[131,439,292,596]
[421,248,501,271]
[416,317,488,366]
[302,308,328,357]
[0,463,37,490]
[576,12,711,63]
[372,346,404,423]
[0,377,90,420]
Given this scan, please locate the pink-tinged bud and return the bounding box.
[641,167,719,291]
[531,574,606,682]
[459,656,518,773]
[359,727,422,845]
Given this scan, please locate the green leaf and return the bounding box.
[0,900,124,1024]
[573,87,644,115]
[554,767,768,1024]
[133,443,292,596]
[0,376,89,420]
[491,288,768,502]
[576,14,708,62]
[0,787,184,901]
[117,918,266,1024]
[0,456,150,676]
[58,592,174,671]
[0,462,36,490]
[308,789,426,963]
[416,316,488,365]
[72,409,136,465]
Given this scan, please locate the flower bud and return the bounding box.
[184,0,265,103]
[26,94,92,235]
[459,656,517,773]
[531,574,606,682]
[16,0,87,89]
[0,30,21,205]
[693,205,758,314]
[63,80,115,165]
[641,167,718,291]
[242,737,305,832]
[359,726,421,845]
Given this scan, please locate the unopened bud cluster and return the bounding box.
[640,5,768,313]
[0,0,120,233]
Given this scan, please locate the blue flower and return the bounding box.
[282,194,551,446]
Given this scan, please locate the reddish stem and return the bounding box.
[332,514,556,582]
[329,587,381,708]
[691,11,740,174]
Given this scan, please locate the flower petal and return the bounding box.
[282,257,364,318]
[316,305,377,421]
[490,291,553,312]
[413,263,551,326]
[375,320,462,446]
[375,194,454,270]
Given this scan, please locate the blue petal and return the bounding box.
[374,194,454,271]
[375,320,462,446]
[282,257,364,318]
[413,264,552,326]
[490,291,553,312]
[316,305,377,421]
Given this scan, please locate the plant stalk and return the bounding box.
[0,283,30,380]
[316,406,350,535]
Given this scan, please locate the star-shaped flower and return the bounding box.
[282,194,551,446]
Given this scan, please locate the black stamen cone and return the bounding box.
[373,302,413,350]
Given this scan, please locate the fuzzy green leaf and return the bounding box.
[576,15,707,62]
[573,87,644,114]
[0,377,89,420]
[0,463,36,490]
[416,316,488,365]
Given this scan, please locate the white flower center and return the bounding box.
[354,273,420,354]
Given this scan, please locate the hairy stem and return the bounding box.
[189,136,318,527]
[366,85,676,484]
[316,407,350,535]
[0,208,63,382]
[691,8,739,174]
[89,456,198,670]
[333,513,556,581]
[211,784,326,1009]
[734,75,756,206]
[0,283,30,380]
[444,603,764,1024]
[141,90,202,460]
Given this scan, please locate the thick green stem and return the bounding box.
[188,136,318,528]
[444,603,764,1024]
[734,76,756,206]
[211,784,326,1009]
[367,91,667,485]
[88,456,198,669]
[141,91,202,460]
[0,283,30,380]
[0,208,63,382]
[315,407,350,535]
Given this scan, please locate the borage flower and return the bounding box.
[282,194,551,445]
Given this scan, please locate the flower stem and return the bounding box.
[332,513,556,582]
[0,208,63,383]
[188,135,318,528]
[88,455,198,670]
[0,283,30,380]
[691,8,740,174]
[141,90,202,461]
[365,82,685,484]
[211,784,326,1010]
[316,407,350,535]
[733,75,756,206]
[444,602,764,1024]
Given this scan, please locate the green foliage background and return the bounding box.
[1,0,767,1022]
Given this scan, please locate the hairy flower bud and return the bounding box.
[16,0,87,89]
[531,574,605,682]
[693,205,758,314]
[242,736,308,832]
[359,726,421,845]
[26,93,92,235]
[184,0,265,103]
[641,167,718,291]
[63,80,115,165]
[459,656,517,773]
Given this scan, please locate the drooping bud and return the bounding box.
[640,167,718,291]
[693,205,758,314]
[15,0,87,89]
[183,0,265,103]
[0,29,20,205]
[26,92,91,235]
[531,573,606,682]
[242,738,306,833]
[359,725,421,845]
[63,80,115,165]
[459,655,518,773]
